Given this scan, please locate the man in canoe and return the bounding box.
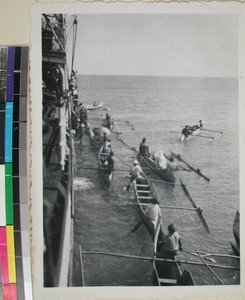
[139,137,150,157]
[166,157,178,172]
[103,113,113,130]
[157,223,183,259]
[199,120,204,129]
[126,160,142,191]
[107,151,115,172]
[102,138,112,154]
[79,103,88,125]
[181,125,193,137]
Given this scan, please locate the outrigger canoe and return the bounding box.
[153,219,195,286]
[133,174,195,286]
[180,126,201,142]
[102,119,114,131]
[98,146,113,186]
[86,101,103,110]
[139,155,175,183]
[233,211,240,247]
[230,211,240,256]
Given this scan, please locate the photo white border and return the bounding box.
[30,2,245,299]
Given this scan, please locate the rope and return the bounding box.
[71,16,78,76]
[115,134,136,152]
[115,153,131,168]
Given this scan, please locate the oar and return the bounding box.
[169,130,180,133]
[196,250,225,285]
[171,151,210,182]
[195,134,214,140]
[197,251,240,259]
[129,221,143,233]
[182,250,216,263]
[203,129,223,134]
[81,251,240,270]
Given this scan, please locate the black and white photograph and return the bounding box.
[31,2,244,299]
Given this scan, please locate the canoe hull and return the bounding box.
[133,174,195,286]
[230,241,240,256]
[98,146,113,187]
[180,128,201,142]
[153,219,195,286]
[233,211,240,247]
[139,155,175,183]
[86,101,103,110]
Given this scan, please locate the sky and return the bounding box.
[68,14,238,77]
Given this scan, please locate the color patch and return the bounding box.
[5,102,13,163]
[5,163,13,225]
[2,283,17,300]
[0,227,9,284]
[0,103,5,164]
[13,95,19,122]
[0,165,6,226]
[6,226,16,283]
[6,47,15,102]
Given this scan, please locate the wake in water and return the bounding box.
[73,177,94,190]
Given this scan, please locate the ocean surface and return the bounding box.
[72,75,239,286]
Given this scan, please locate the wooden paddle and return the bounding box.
[197,250,239,259]
[196,250,224,285]
[129,221,143,233]
[195,134,214,140]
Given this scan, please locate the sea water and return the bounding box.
[72,75,239,286]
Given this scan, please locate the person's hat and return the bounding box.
[142,137,146,143]
[133,160,139,165]
[168,223,177,233]
[199,120,202,122]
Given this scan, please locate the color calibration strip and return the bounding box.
[0,46,32,300]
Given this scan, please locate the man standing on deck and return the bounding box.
[126,160,142,191]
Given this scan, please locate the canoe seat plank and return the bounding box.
[136,184,150,188]
[159,278,177,285]
[137,190,150,194]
